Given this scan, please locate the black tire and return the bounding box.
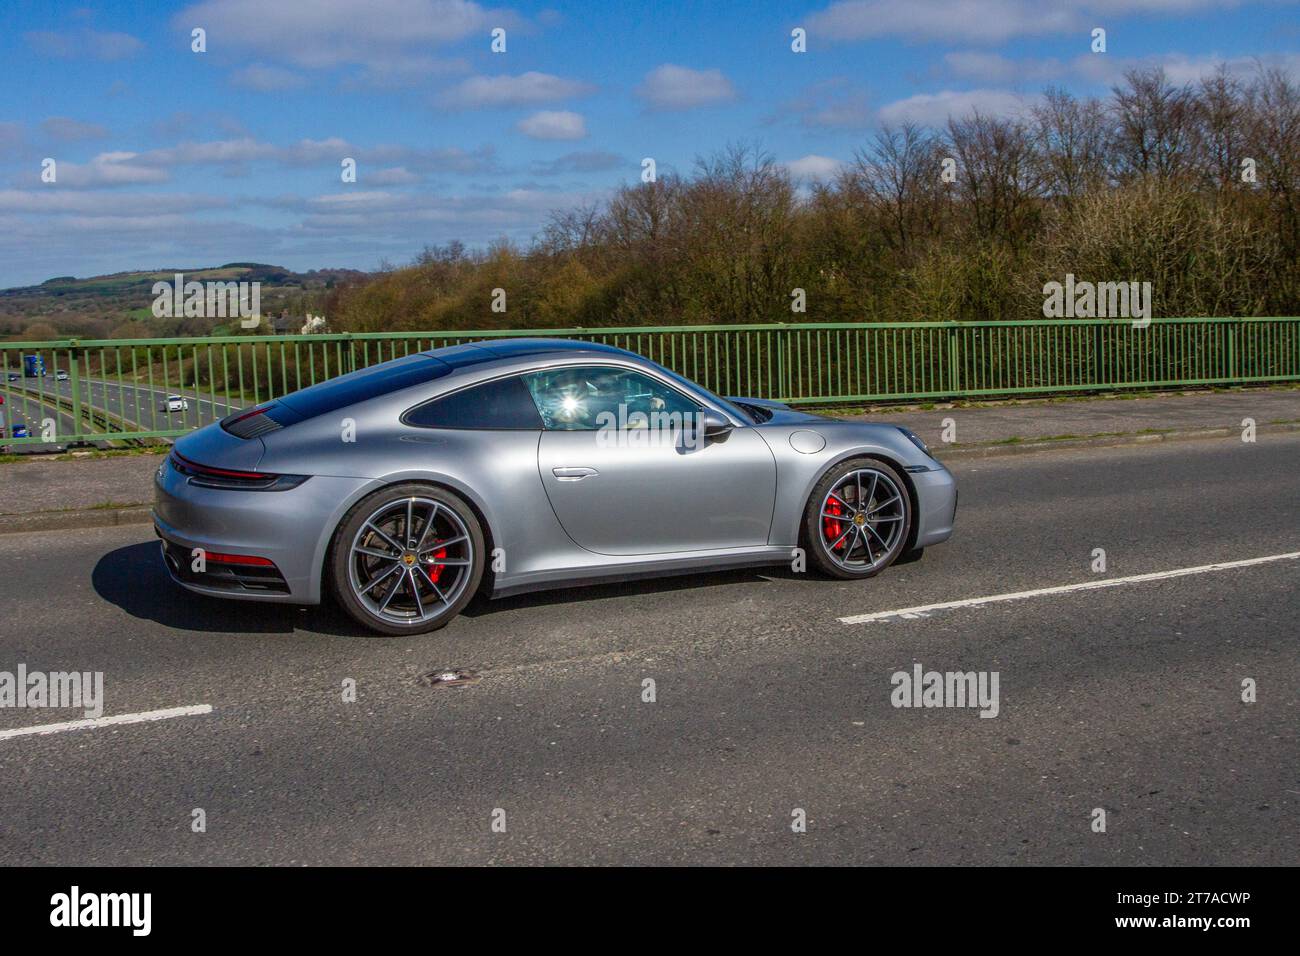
[329,482,485,636]
[802,458,913,580]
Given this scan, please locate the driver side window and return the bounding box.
[521,366,702,431]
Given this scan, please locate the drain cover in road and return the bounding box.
[417,668,481,688]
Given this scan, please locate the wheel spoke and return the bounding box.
[358,564,397,595]
[420,533,467,555]
[365,522,403,553]
[866,523,890,552]
[407,567,425,618]
[354,545,398,560]
[854,472,863,511]
[405,498,415,546]
[866,472,879,511]
[414,501,439,553]
[871,515,903,522]
[427,556,471,566]
[854,524,871,561]
[828,525,854,551]
[417,565,449,604]
[378,574,403,613]
[867,494,901,515]
[827,491,853,510]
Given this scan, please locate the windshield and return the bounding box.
[643,359,755,424]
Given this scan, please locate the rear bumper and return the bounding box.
[153,456,371,604]
[156,531,291,596]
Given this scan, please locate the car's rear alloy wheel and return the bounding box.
[804,460,912,579]
[331,484,484,635]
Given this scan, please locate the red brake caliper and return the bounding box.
[823,497,845,550]
[426,544,448,583]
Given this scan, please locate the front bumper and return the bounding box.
[153,456,372,604]
[911,462,958,548]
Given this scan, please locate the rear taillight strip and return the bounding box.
[169,452,308,491]
[171,450,267,480]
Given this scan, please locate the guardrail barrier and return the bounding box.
[2,318,1297,445]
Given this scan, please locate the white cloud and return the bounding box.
[138,138,282,166]
[877,88,1034,125]
[767,80,873,129]
[1072,50,1300,86]
[369,166,423,185]
[636,65,737,111]
[91,137,497,176]
[271,186,604,242]
[174,0,504,71]
[785,155,843,180]
[41,117,109,142]
[0,122,24,158]
[516,110,587,140]
[341,55,469,90]
[805,0,1251,45]
[942,51,1066,84]
[530,150,624,175]
[230,64,309,91]
[17,153,171,189]
[25,28,144,60]
[0,190,228,215]
[439,71,595,108]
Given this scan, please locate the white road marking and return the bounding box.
[0,704,212,741]
[839,551,1300,625]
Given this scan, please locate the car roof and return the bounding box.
[427,337,636,365]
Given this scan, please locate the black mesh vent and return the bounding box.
[222,411,282,439]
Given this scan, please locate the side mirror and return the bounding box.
[699,410,733,441]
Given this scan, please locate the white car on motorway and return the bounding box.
[160,394,189,413]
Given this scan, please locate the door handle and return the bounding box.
[552,466,598,481]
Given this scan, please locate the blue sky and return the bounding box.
[0,0,1296,287]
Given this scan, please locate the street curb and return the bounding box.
[935,421,1300,460]
[1,422,1296,535]
[0,506,153,535]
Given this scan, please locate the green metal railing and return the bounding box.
[2,318,1298,445]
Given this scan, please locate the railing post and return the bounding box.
[1091,322,1103,387]
[1227,322,1237,382]
[947,323,960,396]
[775,326,786,400]
[67,339,84,443]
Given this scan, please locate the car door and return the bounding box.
[525,364,777,556]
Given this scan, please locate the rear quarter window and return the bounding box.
[404,375,543,429]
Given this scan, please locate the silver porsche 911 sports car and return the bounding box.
[153,338,957,634]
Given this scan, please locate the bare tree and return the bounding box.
[1031,87,1110,204]
[1110,67,1197,181]
[1191,66,1249,193]
[943,111,1042,245]
[843,123,945,262]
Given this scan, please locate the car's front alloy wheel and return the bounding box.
[803,459,912,579]
[330,483,485,635]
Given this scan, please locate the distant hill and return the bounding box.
[1,263,369,340]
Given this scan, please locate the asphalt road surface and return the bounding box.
[0,435,1296,865]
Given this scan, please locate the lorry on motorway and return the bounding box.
[23,354,46,377]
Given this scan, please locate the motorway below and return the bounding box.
[1,376,235,452]
[0,434,1296,864]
